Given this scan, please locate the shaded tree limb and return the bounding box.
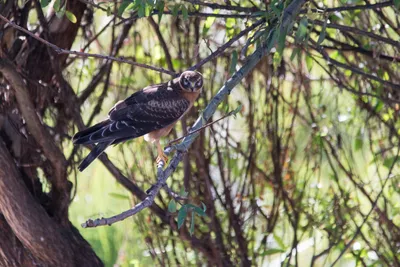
[0,57,70,221]
[0,136,102,266]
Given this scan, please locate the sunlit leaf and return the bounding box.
[108,193,130,200]
[259,248,285,256]
[65,11,77,23]
[273,234,286,249]
[202,11,218,36]
[305,55,313,71]
[53,0,61,11]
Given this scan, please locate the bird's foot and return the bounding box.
[156,152,169,165]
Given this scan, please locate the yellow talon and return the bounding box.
[156,141,168,164]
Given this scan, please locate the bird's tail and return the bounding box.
[78,141,112,172]
[72,120,110,145]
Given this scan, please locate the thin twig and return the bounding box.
[184,0,259,12]
[189,18,265,71]
[0,15,176,76]
[165,108,240,148]
[163,185,188,201]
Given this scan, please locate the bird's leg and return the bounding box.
[156,140,168,164]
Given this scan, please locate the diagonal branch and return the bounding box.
[0,15,176,76]
[82,0,308,228]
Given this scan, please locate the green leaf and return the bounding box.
[184,204,206,216]
[189,212,195,236]
[53,0,61,11]
[181,5,189,20]
[168,199,177,213]
[383,156,400,169]
[317,17,328,45]
[108,193,130,200]
[305,55,313,72]
[177,206,188,229]
[260,248,286,256]
[273,234,286,249]
[156,1,165,23]
[201,202,207,213]
[138,3,146,17]
[295,17,308,43]
[265,29,278,53]
[230,103,243,118]
[171,4,181,16]
[65,10,77,23]
[290,48,300,61]
[394,0,400,10]
[354,138,363,151]
[374,100,384,112]
[56,2,66,18]
[40,0,50,8]
[179,187,188,197]
[251,11,268,17]
[202,11,217,36]
[106,6,112,16]
[118,0,132,16]
[277,28,287,56]
[229,50,238,75]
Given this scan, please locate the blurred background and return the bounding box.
[0,0,399,266]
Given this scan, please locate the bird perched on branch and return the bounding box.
[73,71,203,172]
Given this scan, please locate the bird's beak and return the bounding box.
[190,82,196,91]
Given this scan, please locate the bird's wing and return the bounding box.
[74,86,190,145]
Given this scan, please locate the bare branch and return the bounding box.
[0,15,176,76]
[189,18,265,71]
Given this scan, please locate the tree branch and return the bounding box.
[0,15,176,76]
[0,57,71,220]
[81,0,307,228]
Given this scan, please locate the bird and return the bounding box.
[73,71,203,172]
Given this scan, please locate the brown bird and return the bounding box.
[73,71,203,171]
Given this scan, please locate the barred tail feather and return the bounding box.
[72,120,110,145]
[78,141,113,172]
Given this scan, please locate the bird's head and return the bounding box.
[179,71,203,92]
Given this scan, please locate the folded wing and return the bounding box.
[72,88,190,146]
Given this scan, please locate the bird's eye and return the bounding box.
[183,78,190,87]
[196,80,203,87]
